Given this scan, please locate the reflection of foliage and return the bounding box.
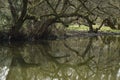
[0,36,120,80]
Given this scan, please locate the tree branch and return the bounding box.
[8,0,18,23]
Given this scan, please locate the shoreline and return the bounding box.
[66,31,120,37]
[0,30,120,42]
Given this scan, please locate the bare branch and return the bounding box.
[8,0,18,23]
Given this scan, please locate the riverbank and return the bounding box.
[66,30,120,38]
[0,30,120,42]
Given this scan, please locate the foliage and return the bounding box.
[68,24,120,33]
[0,0,120,40]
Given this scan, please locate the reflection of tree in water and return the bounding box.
[0,37,120,80]
[0,44,12,80]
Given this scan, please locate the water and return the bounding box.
[0,36,120,80]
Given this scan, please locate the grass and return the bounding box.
[67,24,120,33]
[68,24,89,31]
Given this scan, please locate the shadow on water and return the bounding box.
[0,36,120,80]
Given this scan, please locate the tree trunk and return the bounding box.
[30,18,56,39]
[9,20,25,40]
[8,0,28,40]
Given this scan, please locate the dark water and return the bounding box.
[0,36,120,80]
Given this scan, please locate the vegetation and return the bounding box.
[68,24,120,32]
[0,0,120,41]
[0,1,120,80]
[0,36,120,80]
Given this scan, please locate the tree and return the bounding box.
[0,0,120,40]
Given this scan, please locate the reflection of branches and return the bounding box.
[78,56,94,66]
[63,42,79,55]
[62,39,95,71]
[11,54,41,67]
[5,38,120,80]
[1,37,120,80]
[82,37,93,58]
[34,41,70,65]
[8,43,41,67]
[100,36,111,44]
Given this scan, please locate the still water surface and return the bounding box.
[0,36,120,80]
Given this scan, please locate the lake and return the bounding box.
[0,36,120,80]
